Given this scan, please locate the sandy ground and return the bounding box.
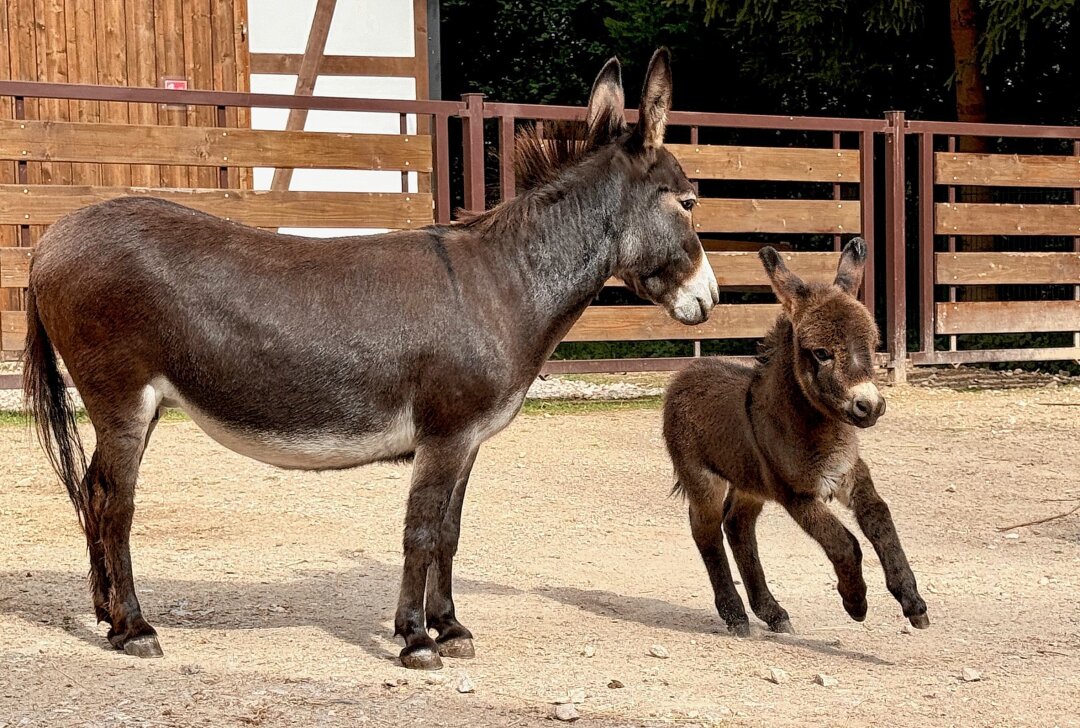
[1,383,1079,727]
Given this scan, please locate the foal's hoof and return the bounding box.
[843,597,868,622]
[400,644,443,670]
[769,618,795,635]
[437,636,475,659]
[908,612,930,629]
[122,634,164,658]
[727,621,751,638]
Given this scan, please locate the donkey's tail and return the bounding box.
[23,283,88,531]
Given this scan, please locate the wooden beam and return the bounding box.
[271,0,336,192]
[563,304,780,342]
[935,300,1080,335]
[935,152,1080,187]
[936,252,1080,285]
[251,54,417,77]
[0,119,433,171]
[936,203,1080,236]
[1,310,25,351]
[0,186,434,228]
[694,199,861,234]
[0,247,33,288]
[605,251,841,288]
[669,144,860,183]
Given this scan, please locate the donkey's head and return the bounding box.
[759,238,885,428]
[600,50,718,324]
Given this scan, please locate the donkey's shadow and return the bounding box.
[0,556,890,666]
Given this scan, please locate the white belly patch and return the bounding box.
[147,378,417,470]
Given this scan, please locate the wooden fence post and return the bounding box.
[884,110,908,384]
[460,92,486,212]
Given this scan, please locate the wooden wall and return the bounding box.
[0,0,251,328]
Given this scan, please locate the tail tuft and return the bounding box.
[22,284,89,533]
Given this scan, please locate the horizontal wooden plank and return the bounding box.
[0,119,432,172]
[1,310,26,351]
[0,247,32,288]
[936,203,1080,236]
[935,301,1080,335]
[936,252,1080,285]
[0,186,434,228]
[670,144,860,183]
[935,152,1080,188]
[563,304,781,342]
[694,199,861,234]
[251,53,417,77]
[606,251,841,288]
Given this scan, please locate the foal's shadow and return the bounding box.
[0,558,889,666]
[532,585,893,665]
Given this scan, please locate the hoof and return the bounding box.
[400,644,443,670]
[727,621,751,638]
[769,618,795,635]
[437,636,475,659]
[122,634,164,658]
[843,598,868,622]
[908,612,930,629]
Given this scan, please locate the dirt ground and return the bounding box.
[1,382,1079,727]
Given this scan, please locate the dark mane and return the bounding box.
[513,106,620,191]
[756,313,791,366]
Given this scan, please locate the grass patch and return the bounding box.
[0,409,189,427]
[522,396,662,416]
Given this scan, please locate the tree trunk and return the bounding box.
[948,0,994,304]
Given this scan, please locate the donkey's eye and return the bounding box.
[812,348,834,363]
[680,198,697,211]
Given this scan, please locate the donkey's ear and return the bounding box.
[585,57,627,144]
[759,246,809,313]
[633,48,673,150]
[833,237,868,296]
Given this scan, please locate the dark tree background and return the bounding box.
[440,0,1080,125]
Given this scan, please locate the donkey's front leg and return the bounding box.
[395,436,474,670]
[847,459,929,628]
[782,495,868,622]
[424,447,479,658]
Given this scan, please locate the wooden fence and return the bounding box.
[0,82,1078,385]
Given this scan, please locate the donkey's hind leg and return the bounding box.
[83,392,162,657]
[846,459,929,628]
[682,470,750,636]
[722,489,793,634]
[424,447,479,659]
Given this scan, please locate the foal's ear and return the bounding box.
[586,57,628,145]
[833,237,868,296]
[759,246,809,313]
[632,48,673,150]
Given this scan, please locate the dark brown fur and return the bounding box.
[663,239,929,635]
[24,50,719,668]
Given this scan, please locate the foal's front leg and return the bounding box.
[846,459,929,628]
[424,447,479,658]
[782,495,868,622]
[395,436,474,670]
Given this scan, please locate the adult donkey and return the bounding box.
[23,49,717,669]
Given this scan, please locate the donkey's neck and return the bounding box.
[479,164,623,363]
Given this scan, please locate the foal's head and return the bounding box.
[515,49,718,324]
[759,238,885,428]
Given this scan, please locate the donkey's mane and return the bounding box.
[755,314,791,366]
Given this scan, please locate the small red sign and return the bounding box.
[163,77,188,91]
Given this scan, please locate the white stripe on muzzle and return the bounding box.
[667,254,719,324]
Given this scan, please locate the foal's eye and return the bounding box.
[812,348,834,363]
[680,198,696,211]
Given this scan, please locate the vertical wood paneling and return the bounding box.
[188,0,216,187]
[126,0,159,185]
[155,0,190,187]
[0,0,17,251]
[69,0,102,185]
[96,0,132,186]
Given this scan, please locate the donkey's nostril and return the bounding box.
[852,396,872,418]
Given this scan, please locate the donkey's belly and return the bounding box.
[149,379,417,470]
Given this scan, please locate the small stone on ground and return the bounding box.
[553,703,580,722]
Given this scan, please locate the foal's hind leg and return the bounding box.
[722,490,793,634]
[424,447,479,659]
[682,470,750,636]
[845,459,929,628]
[395,436,475,670]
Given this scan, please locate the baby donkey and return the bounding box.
[664,238,929,636]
